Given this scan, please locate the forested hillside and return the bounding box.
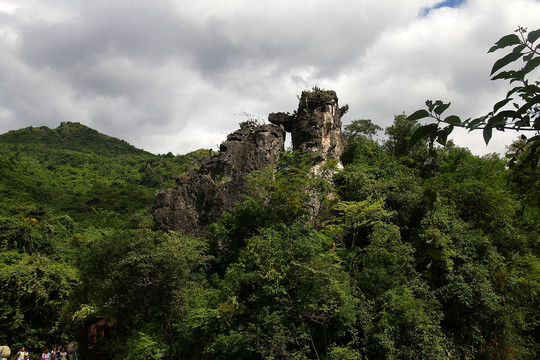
[0,122,210,224]
[1,116,539,359]
[0,122,211,353]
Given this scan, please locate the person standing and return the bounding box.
[41,348,51,360]
[58,348,67,360]
[51,346,58,360]
[12,346,27,360]
[66,342,78,360]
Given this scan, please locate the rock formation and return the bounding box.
[153,90,348,234]
[153,122,285,233]
[269,89,348,164]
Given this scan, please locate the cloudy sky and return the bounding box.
[0,0,538,155]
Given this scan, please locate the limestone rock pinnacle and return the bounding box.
[269,89,348,163]
[153,89,348,234]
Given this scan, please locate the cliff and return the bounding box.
[153,90,348,233]
[153,122,285,233]
[269,89,348,163]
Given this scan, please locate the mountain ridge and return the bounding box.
[0,122,209,225]
[0,121,153,157]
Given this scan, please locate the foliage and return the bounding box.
[68,228,210,358]
[408,27,540,150]
[342,119,384,166]
[0,251,78,349]
[506,138,540,220]
[237,112,265,128]
[0,122,208,227]
[344,119,382,140]
[353,223,449,359]
[0,122,210,356]
[120,331,166,360]
[1,108,539,358]
[386,114,424,156]
[206,223,357,359]
[208,151,335,271]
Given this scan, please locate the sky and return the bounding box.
[0,0,539,155]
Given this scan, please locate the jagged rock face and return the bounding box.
[154,90,348,234]
[206,122,285,179]
[153,123,285,233]
[269,90,348,162]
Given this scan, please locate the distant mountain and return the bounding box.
[0,122,152,157]
[0,122,210,226]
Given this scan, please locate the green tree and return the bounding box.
[506,137,540,219]
[342,119,384,166]
[69,228,210,358]
[354,223,449,359]
[208,151,335,272]
[0,252,78,349]
[385,114,422,157]
[344,119,382,140]
[205,223,357,360]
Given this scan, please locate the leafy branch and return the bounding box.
[409,27,540,149]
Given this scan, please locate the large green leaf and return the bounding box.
[506,87,522,99]
[491,70,517,81]
[514,115,530,127]
[408,123,439,147]
[521,56,540,76]
[467,116,485,129]
[436,125,454,145]
[525,84,540,93]
[488,34,521,53]
[493,98,513,113]
[516,96,540,115]
[434,102,451,115]
[534,116,540,129]
[489,112,512,126]
[407,109,430,121]
[443,115,461,125]
[527,29,540,43]
[490,48,525,76]
[523,53,534,62]
[483,125,493,144]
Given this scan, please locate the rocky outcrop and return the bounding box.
[153,122,285,233]
[269,89,348,164]
[153,90,348,234]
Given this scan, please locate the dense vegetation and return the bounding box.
[0,122,210,352]
[1,116,538,359]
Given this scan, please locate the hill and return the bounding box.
[0,122,209,226]
[0,122,151,157]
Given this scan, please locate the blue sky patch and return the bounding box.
[421,0,466,16]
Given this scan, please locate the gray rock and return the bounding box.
[153,123,285,233]
[153,90,348,234]
[269,89,347,163]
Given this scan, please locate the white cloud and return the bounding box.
[0,0,538,155]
